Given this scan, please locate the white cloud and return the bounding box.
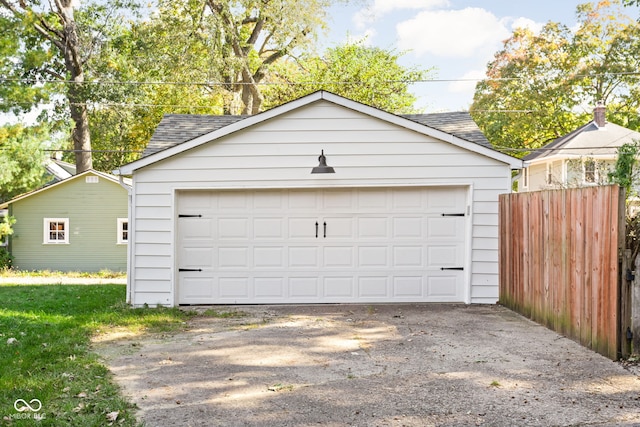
[448,69,485,95]
[345,29,378,46]
[510,17,543,34]
[397,7,511,58]
[354,0,449,29]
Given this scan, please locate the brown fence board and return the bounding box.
[499,186,623,360]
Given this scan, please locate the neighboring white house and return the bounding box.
[519,103,640,192]
[115,91,523,307]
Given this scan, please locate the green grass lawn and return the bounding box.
[0,284,195,426]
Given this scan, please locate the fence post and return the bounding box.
[634,256,640,354]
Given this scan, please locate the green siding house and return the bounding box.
[0,170,130,272]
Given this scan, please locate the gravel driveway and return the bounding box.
[96,304,640,427]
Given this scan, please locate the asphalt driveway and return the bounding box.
[96,304,640,426]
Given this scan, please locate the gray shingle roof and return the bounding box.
[143,111,492,158]
[523,121,640,162]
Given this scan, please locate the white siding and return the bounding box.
[128,101,513,306]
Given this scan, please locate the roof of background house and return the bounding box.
[0,170,131,209]
[44,158,77,183]
[143,111,493,158]
[524,121,640,162]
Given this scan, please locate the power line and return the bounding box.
[1,71,639,87]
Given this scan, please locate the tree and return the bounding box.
[262,43,433,113]
[204,0,336,114]
[471,0,640,154]
[0,124,49,203]
[0,0,139,173]
[0,215,16,269]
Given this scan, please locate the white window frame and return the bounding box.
[545,163,553,185]
[583,159,597,184]
[117,218,129,244]
[43,218,69,244]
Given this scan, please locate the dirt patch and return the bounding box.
[94,304,640,427]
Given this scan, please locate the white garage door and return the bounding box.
[177,187,467,304]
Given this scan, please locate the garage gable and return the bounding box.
[117,91,521,175]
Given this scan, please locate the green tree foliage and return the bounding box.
[262,43,433,113]
[608,142,639,195]
[83,0,340,171]
[0,215,16,268]
[0,124,49,203]
[471,0,640,155]
[0,0,140,172]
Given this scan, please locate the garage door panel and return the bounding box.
[218,218,249,239]
[323,246,355,267]
[217,192,248,210]
[324,277,354,298]
[254,278,285,298]
[358,277,389,297]
[254,218,285,239]
[289,217,318,239]
[177,187,467,304]
[358,246,388,267]
[181,247,214,268]
[426,217,465,240]
[181,218,213,240]
[253,191,285,209]
[289,277,320,297]
[180,275,215,301]
[218,247,249,268]
[323,190,355,210]
[427,245,464,267]
[392,190,423,210]
[426,187,467,213]
[254,247,285,268]
[288,191,320,210]
[393,276,423,297]
[322,217,354,239]
[357,189,389,210]
[393,246,424,267]
[393,217,423,238]
[427,274,462,299]
[219,277,249,298]
[289,246,320,267]
[358,217,388,238]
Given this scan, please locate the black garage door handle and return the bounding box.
[179,268,202,272]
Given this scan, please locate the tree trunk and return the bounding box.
[59,0,93,172]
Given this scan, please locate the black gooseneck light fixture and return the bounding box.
[311,150,335,174]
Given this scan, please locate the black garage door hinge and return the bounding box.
[178,214,202,218]
[441,267,464,271]
[179,268,202,272]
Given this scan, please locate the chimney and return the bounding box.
[594,101,606,128]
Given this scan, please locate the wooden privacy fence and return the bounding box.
[499,185,627,360]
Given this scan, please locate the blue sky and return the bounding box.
[321,0,590,112]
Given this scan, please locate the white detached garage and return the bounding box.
[115,91,522,307]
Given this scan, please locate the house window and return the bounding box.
[584,159,596,183]
[44,218,69,244]
[117,218,128,244]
